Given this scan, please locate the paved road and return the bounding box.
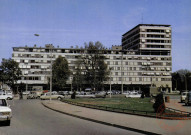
[0,100,143,135]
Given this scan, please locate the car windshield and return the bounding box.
[0,99,7,106]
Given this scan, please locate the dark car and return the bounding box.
[185,92,191,106]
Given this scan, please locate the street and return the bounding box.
[0,99,143,135]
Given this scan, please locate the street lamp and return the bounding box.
[25,75,28,92]
[120,50,125,94]
[183,75,187,92]
[109,68,112,98]
[172,77,180,91]
[25,63,28,92]
[49,44,53,102]
[70,75,73,92]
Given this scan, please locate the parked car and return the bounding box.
[95,91,106,98]
[27,91,42,99]
[85,88,92,92]
[68,91,73,95]
[0,93,13,100]
[58,91,65,96]
[185,92,191,106]
[40,92,64,100]
[0,97,12,126]
[107,91,113,95]
[22,91,30,95]
[76,93,95,98]
[4,90,13,95]
[125,92,141,98]
[122,91,130,95]
[180,92,188,103]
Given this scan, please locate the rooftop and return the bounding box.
[122,24,171,36]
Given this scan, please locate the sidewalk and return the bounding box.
[42,100,191,135]
[165,99,191,113]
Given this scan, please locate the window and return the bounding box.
[0,99,7,106]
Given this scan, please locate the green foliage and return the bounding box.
[74,41,109,91]
[153,93,165,113]
[18,82,25,92]
[72,61,84,91]
[172,69,191,92]
[52,56,71,91]
[66,97,154,112]
[71,91,76,99]
[0,58,22,92]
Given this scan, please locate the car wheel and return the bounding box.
[57,97,62,101]
[6,120,10,126]
[7,97,11,100]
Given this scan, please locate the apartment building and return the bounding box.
[122,24,172,92]
[12,24,172,93]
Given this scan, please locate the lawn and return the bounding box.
[66,97,155,112]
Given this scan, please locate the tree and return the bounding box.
[172,69,191,92]
[172,72,181,91]
[72,60,85,91]
[52,56,71,91]
[76,41,109,91]
[0,58,22,93]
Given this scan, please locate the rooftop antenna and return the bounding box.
[141,13,144,24]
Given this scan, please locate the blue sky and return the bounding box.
[0,0,190,72]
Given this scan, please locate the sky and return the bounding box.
[0,0,190,72]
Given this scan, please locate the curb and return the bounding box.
[42,102,160,135]
[62,100,191,120]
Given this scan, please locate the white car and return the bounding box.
[122,91,131,95]
[0,93,13,100]
[95,92,106,98]
[76,93,95,98]
[180,92,188,102]
[0,98,12,126]
[22,91,30,95]
[125,92,141,98]
[40,92,64,100]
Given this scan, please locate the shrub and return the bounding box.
[153,93,165,113]
[71,91,76,99]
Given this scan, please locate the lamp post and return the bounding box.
[70,75,73,92]
[25,63,28,92]
[49,44,53,102]
[120,50,124,94]
[172,77,179,91]
[26,75,28,92]
[109,68,112,98]
[183,75,187,92]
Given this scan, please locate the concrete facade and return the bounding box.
[12,24,172,92]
